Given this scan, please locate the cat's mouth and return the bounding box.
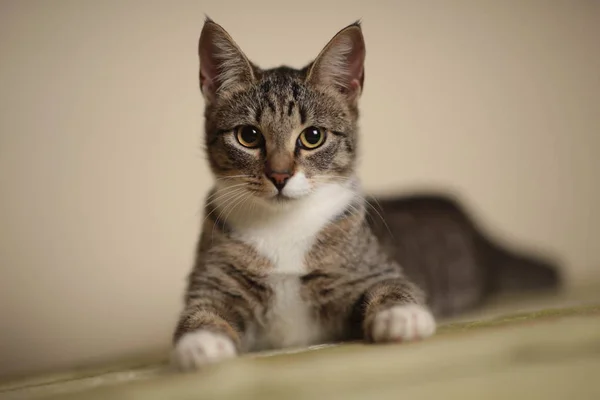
[263,188,312,204]
[271,192,296,202]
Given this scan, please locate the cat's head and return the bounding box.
[199,18,365,205]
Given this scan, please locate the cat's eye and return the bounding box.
[298,127,326,150]
[236,126,263,148]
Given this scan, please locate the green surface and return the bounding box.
[2,289,600,400]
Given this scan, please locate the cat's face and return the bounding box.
[199,20,365,205]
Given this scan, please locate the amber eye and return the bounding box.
[298,127,326,150]
[236,126,263,148]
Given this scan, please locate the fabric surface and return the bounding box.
[2,287,599,400]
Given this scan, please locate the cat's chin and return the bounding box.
[254,192,309,209]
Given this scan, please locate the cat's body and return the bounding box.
[172,19,560,370]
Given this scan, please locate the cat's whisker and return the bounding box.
[311,176,390,235]
[310,175,352,183]
[205,183,249,202]
[206,182,248,195]
[211,192,252,242]
[360,196,395,239]
[210,190,252,244]
[220,191,253,233]
[202,186,250,228]
[310,175,394,239]
[205,186,248,209]
[215,174,256,181]
[195,184,244,218]
[198,181,255,218]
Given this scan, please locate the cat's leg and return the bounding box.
[361,280,436,343]
[171,304,242,371]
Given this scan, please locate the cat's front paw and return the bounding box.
[371,304,436,343]
[171,330,237,371]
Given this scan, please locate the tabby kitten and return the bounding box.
[172,19,435,371]
[171,19,561,371]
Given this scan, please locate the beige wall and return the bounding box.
[1,0,598,377]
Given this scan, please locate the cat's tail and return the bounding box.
[443,193,564,295]
[426,192,563,295]
[477,233,563,295]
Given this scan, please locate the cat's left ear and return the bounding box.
[306,21,366,102]
[198,18,256,103]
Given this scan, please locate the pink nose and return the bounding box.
[267,170,292,191]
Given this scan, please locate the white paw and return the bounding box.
[171,330,237,371]
[371,304,436,343]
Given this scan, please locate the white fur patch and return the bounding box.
[218,179,356,350]
[171,330,237,371]
[371,304,436,343]
[281,172,310,199]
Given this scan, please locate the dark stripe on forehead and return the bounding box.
[266,99,276,113]
[291,82,300,100]
[287,101,295,116]
[260,80,271,94]
[255,106,263,124]
[299,106,307,125]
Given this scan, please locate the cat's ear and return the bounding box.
[306,21,366,102]
[198,18,256,103]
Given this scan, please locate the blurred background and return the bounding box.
[0,0,598,378]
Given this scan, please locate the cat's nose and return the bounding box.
[267,170,292,191]
[265,153,294,192]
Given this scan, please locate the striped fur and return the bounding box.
[172,19,560,371]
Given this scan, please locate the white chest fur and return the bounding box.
[217,179,356,350]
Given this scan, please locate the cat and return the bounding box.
[171,19,560,371]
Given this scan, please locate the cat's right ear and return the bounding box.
[306,21,366,103]
[198,18,255,103]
